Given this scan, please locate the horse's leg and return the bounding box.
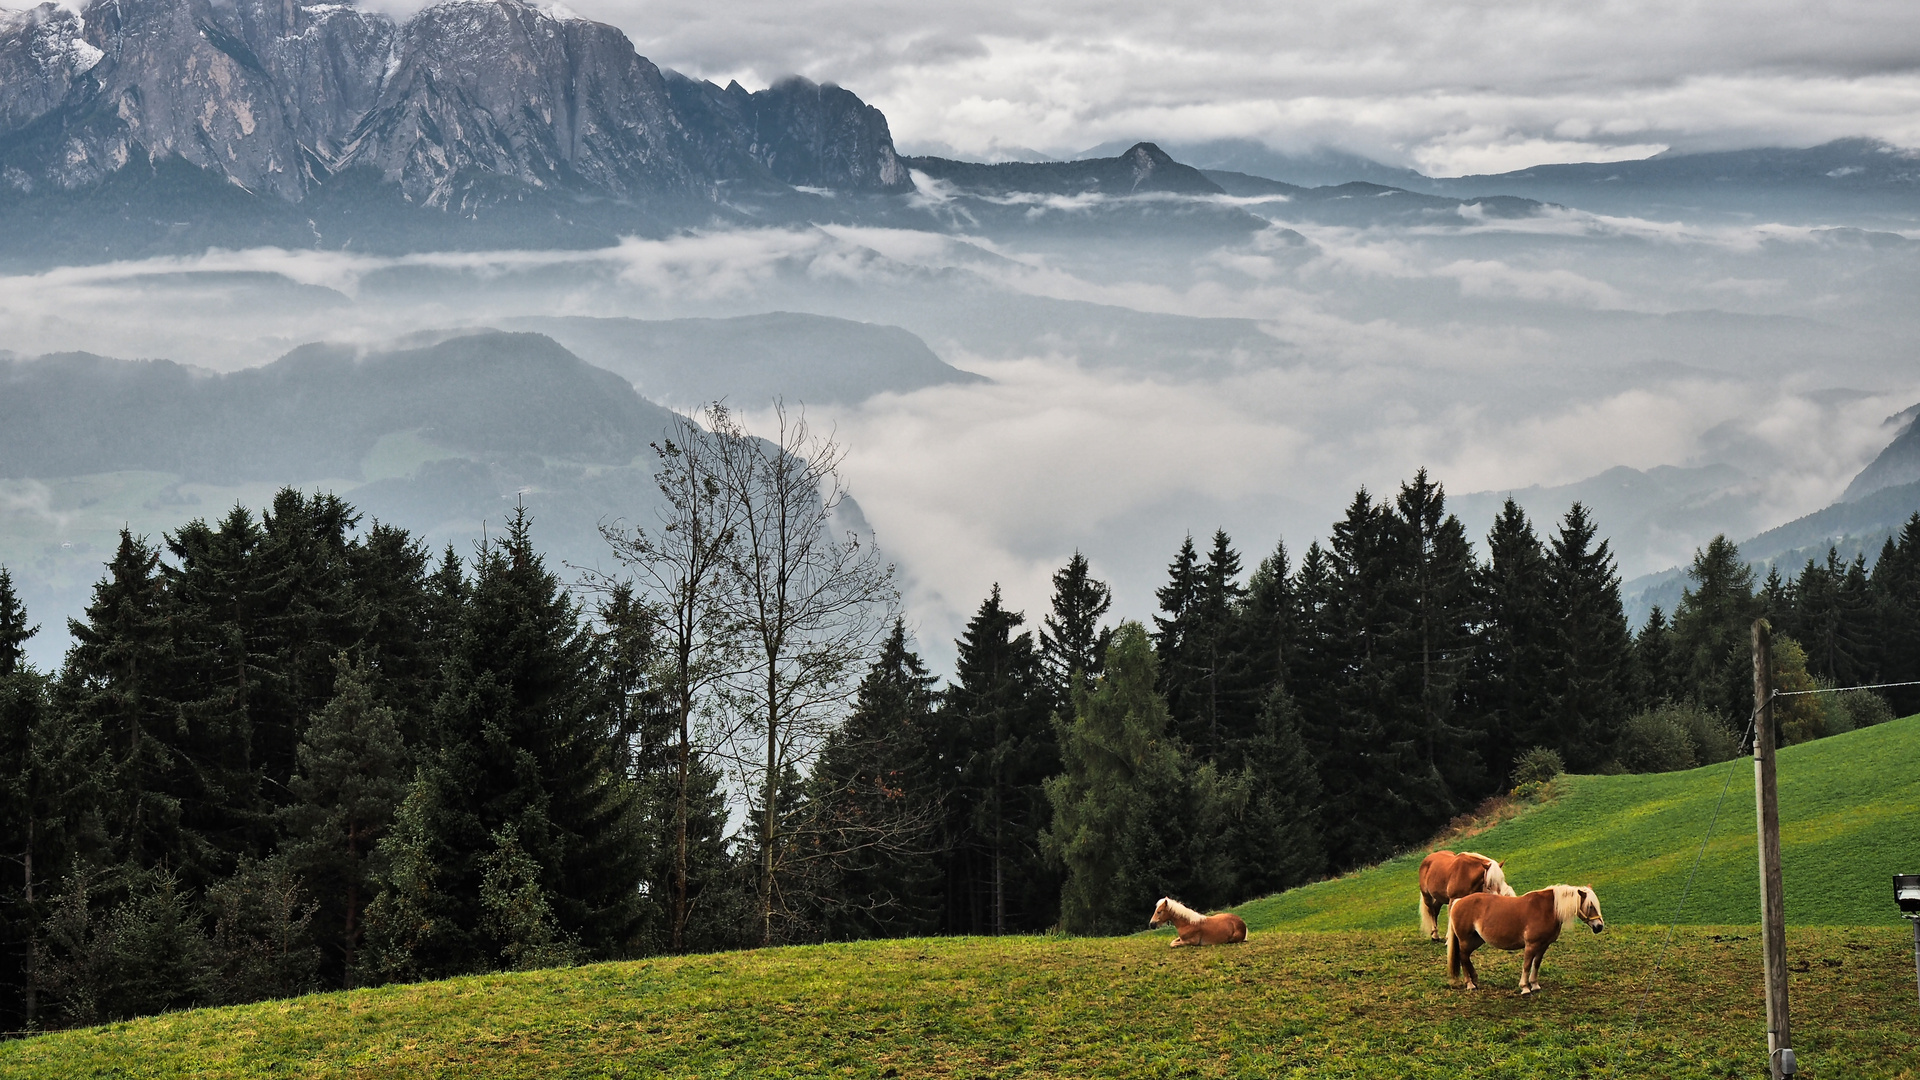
[1459,931,1482,990]
[1522,941,1548,993]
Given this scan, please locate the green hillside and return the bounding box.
[1240,712,1920,933]
[3,926,1915,1079]
[3,717,1916,1079]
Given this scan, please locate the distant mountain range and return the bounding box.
[505,312,986,408]
[0,331,678,484]
[4,0,1917,262]
[0,0,911,259]
[1418,139,1920,221]
[1589,402,1920,625]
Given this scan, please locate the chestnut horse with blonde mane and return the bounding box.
[1149,897,1247,946]
[1418,850,1515,940]
[1447,884,1605,994]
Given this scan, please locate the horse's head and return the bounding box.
[1484,859,1517,897]
[1575,885,1605,933]
[1149,897,1172,929]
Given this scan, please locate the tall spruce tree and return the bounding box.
[278,655,407,987]
[939,586,1056,934]
[1043,622,1190,934]
[1872,515,1920,715]
[1633,605,1677,707]
[62,531,203,880]
[250,491,362,801]
[1222,685,1325,902]
[806,621,943,940]
[1469,499,1554,786]
[1538,503,1634,771]
[1671,536,1761,725]
[0,581,102,1030]
[1223,542,1294,716]
[162,507,273,873]
[1154,532,1247,760]
[1039,552,1114,709]
[1786,549,1877,687]
[400,509,647,973]
[1151,535,1203,734]
[1392,472,1482,801]
[0,568,36,676]
[347,521,437,736]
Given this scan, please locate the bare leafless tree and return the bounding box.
[590,406,742,953]
[707,403,898,946]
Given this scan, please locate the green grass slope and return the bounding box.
[1239,713,1920,933]
[3,927,1916,1079]
[5,718,1917,1079]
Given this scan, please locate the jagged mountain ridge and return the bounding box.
[0,0,909,208]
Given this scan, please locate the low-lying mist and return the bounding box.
[3,195,1916,674]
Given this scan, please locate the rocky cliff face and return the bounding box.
[0,4,100,136]
[0,0,912,207]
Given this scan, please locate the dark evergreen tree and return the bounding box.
[1468,499,1553,786]
[1872,516,1920,715]
[61,531,202,880]
[1154,532,1247,760]
[248,490,362,802]
[1223,541,1294,714]
[1039,552,1114,709]
[1538,503,1634,771]
[1043,622,1188,934]
[161,507,273,874]
[347,521,437,736]
[1221,686,1325,902]
[1785,549,1876,687]
[1151,535,1203,734]
[1392,472,1482,801]
[807,621,943,940]
[938,585,1057,934]
[0,583,103,1030]
[1671,536,1762,725]
[395,508,647,974]
[1760,565,1792,621]
[0,568,36,676]
[278,656,407,987]
[1633,605,1677,707]
[1288,540,1342,792]
[1317,489,1408,869]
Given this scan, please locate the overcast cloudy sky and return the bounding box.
[524,0,1920,173]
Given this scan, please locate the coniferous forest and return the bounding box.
[3,413,1917,1032]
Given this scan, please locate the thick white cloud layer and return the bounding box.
[541,0,1920,171]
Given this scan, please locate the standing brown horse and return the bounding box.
[1447,885,1605,994]
[1149,897,1247,946]
[1418,850,1515,940]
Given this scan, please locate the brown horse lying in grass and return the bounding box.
[1149,897,1247,946]
[1418,850,1515,940]
[1448,885,1605,994]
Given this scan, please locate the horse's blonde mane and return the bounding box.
[1159,897,1203,924]
[1549,885,1592,924]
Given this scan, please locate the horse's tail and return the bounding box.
[1446,910,1463,980]
[1419,892,1437,937]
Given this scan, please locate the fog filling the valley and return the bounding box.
[4,187,1917,675]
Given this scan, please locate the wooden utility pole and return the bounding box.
[1752,619,1794,1078]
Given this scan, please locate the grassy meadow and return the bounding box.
[5,716,1918,1079]
[1241,711,1920,932]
